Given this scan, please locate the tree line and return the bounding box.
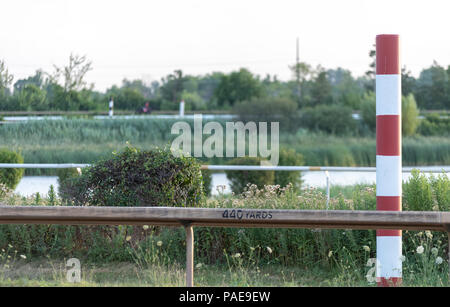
[0,52,449,137]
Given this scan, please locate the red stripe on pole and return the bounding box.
[376,115,401,156]
[376,196,401,211]
[376,35,400,75]
[377,277,402,287]
[377,229,402,236]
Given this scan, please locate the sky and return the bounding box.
[1,0,450,91]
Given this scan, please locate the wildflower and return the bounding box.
[416,246,424,254]
[400,255,406,262]
[157,241,163,247]
[8,244,12,248]
[266,247,272,254]
[76,168,82,175]
[435,257,443,265]
[417,232,423,237]
[363,246,370,252]
[233,253,241,258]
[431,247,438,256]
[126,236,132,242]
[250,247,255,252]
[195,263,203,269]
[328,251,333,258]
[425,231,433,239]
[143,225,149,230]
[20,255,26,259]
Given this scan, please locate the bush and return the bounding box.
[0,149,24,189]
[61,146,204,207]
[403,169,449,211]
[57,168,82,201]
[360,91,376,132]
[274,149,304,191]
[402,94,420,136]
[201,169,213,197]
[300,104,356,135]
[418,113,450,136]
[225,157,274,194]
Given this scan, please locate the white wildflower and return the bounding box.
[157,241,163,247]
[416,246,424,254]
[363,245,370,252]
[328,250,333,258]
[20,255,26,259]
[431,247,438,256]
[400,255,406,262]
[435,257,443,265]
[143,225,149,230]
[425,231,433,239]
[126,236,132,242]
[266,247,272,254]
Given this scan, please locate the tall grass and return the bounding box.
[0,119,448,175]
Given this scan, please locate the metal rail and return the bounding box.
[0,205,449,286]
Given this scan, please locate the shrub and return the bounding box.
[225,157,274,194]
[360,91,376,132]
[402,94,420,136]
[300,104,356,135]
[274,149,304,191]
[0,148,24,189]
[403,169,449,211]
[417,113,450,136]
[62,146,204,207]
[201,169,213,197]
[57,167,82,201]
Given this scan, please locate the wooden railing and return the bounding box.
[0,205,449,286]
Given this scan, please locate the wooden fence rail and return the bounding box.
[0,205,449,286]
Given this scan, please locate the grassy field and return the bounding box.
[0,118,448,176]
[0,172,448,287]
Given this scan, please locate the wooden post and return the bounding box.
[185,224,194,287]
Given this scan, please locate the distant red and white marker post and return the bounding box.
[376,34,402,286]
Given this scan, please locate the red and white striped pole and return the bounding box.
[376,34,402,286]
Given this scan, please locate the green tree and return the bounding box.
[310,69,333,106]
[160,70,185,103]
[415,61,449,110]
[214,68,263,107]
[360,91,376,132]
[402,94,420,136]
[0,60,13,98]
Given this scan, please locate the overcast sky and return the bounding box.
[1,0,449,91]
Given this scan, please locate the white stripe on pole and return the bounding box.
[376,75,401,116]
[376,156,402,196]
[376,236,402,279]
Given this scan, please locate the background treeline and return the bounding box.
[0,53,449,136]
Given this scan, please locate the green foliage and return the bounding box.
[57,167,81,201]
[232,97,299,131]
[274,149,304,190]
[225,157,274,194]
[300,104,356,135]
[201,169,213,197]
[214,68,263,107]
[402,94,420,136]
[360,91,376,132]
[418,113,450,136]
[403,170,449,211]
[61,146,204,207]
[0,148,24,189]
